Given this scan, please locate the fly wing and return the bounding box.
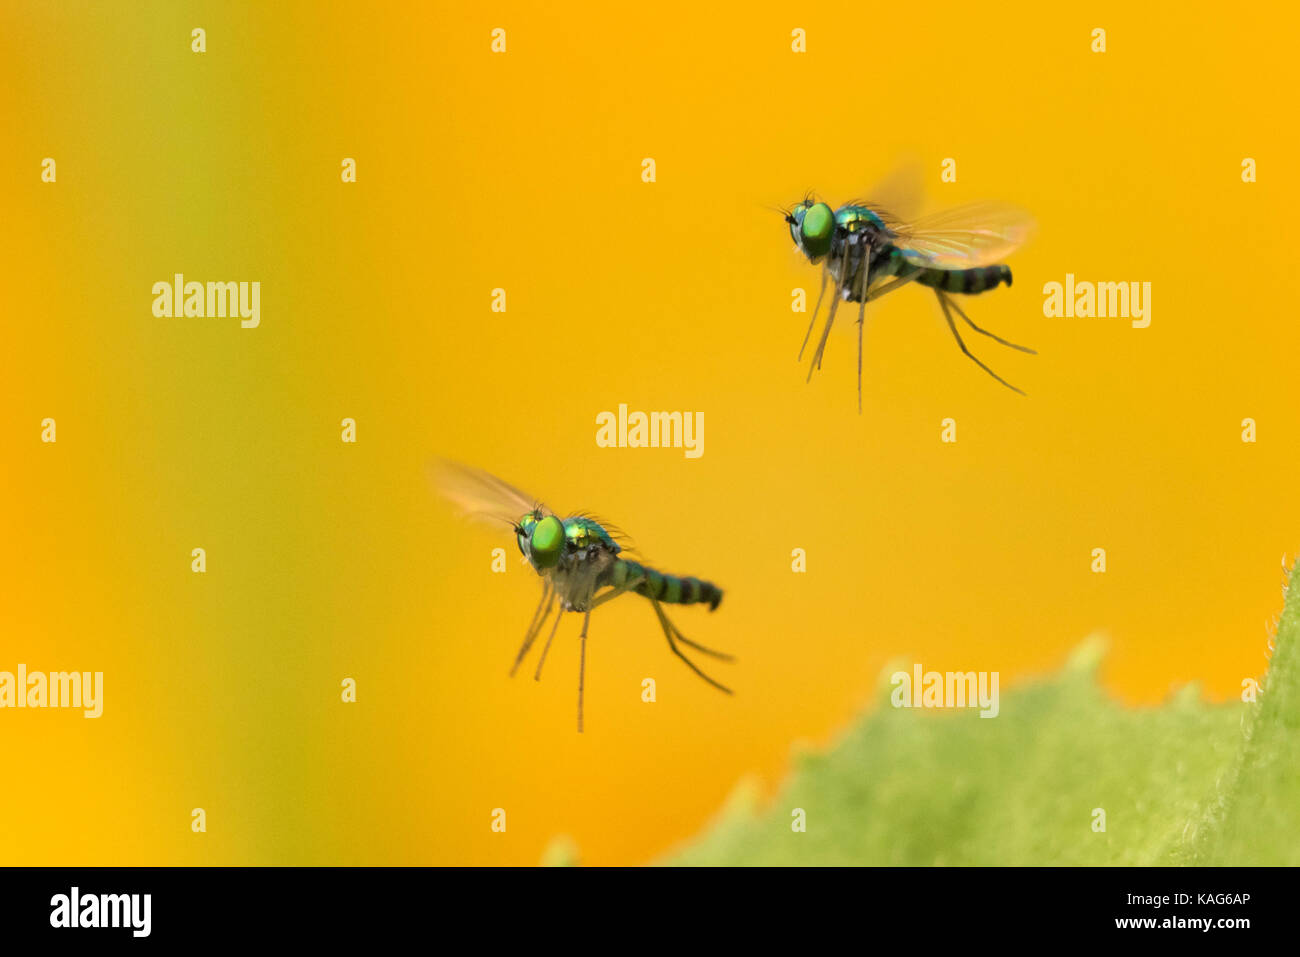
[844,161,925,223]
[892,201,1035,269]
[430,459,551,529]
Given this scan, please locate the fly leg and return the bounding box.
[855,240,872,414]
[854,270,920,409]
[510,581,554,677]
[533,603,565,681]
[591,574,733,659]
[936,291,1027,395]
[944,293,1037,354]
[863,271,919,303]
[806,278,843,382]
[798,263,830,361]
[568,577,645,732]
[577,607,591,733]
[664,617,735,661]
[650,598,733,694]
[585,575,645,610]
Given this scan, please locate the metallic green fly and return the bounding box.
[782,179,1036,409]
[434,461,733,732]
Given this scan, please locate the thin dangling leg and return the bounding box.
[864,271,919,303]
[806,256,919,389]
[936,291,1027,396]
[798,263,829,361]
[533,603,565,681]
[945,293,1037,354]
[651,598,733,694]
[510,581,554,677]
[577,607,591,733]
[855,242,872,414]
[556,576,645,731]
[857,310,865,413]
[661,612,735,661]
[857,269,920,409]
[585,575,645,611]
[807,282,842,381]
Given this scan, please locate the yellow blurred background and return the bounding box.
[2,0,1297,865]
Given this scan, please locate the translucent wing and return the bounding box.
[430,459,551,529]
[842,161,926,227]
[891,201,1035,269]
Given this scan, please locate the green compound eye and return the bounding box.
[800,202,835,258]
[529,515,565,569]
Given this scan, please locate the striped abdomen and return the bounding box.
[610,559,722,610]
[916,264,1012,295]
[842,247,1011,301]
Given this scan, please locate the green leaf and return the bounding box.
[658,564,1297,866]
